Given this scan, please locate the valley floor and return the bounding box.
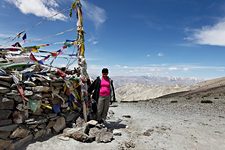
[25,99,225,150]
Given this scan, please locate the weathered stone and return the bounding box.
[201,100,213,103]
[46,120,55,129]
[24,90,33,96]
[42,93,52,98]
[53,117,66,133]
[0,87,10,94]
[70,131,89,142]
[87,120,98,126]
[0,139,14,150]
[113,129,122,136]
[37,124,46,129]
[24,81,36,87]
[26,118,48,125]
[124,140,135,148]
[12,111,25,124]
[28,124,38,129]
[0,110,12,120]
[27,86,50,93]
[34,129,46,140]
[65,112,80,122]
[0,98,14,109]
[47,113,58,119]
[0,131,11,139]
[14,134,33,150]
[0,119,12,127]
[30,94,42,100]
[0,76,13,82]
[89,127,101,139]
[0,80,11,87]
[0,124,18,132]
[58,135,70,141]
[10,84,17,89]
[122,115,131,118]
[95,128,113,143]
[63,127,83,137]
[10,127,30,139]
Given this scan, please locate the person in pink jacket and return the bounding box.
[88,68,116,124]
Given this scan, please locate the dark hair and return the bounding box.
[102,68,109,73]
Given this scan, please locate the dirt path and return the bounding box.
[25,99,225,150]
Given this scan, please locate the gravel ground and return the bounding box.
[25,99,225,150]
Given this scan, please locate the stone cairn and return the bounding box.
[0,64,90,149]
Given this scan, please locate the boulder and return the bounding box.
[0,110,12,120]
[0,87,10,94]
[10,127,30,139]
[0,98,14,109]
[95,128,113,143]
[0,119,12,127]
[53,117,66,133]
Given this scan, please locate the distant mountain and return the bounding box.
[111,76,202,88]
[108,76,203,102]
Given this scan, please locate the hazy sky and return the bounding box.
[1,0,225,79]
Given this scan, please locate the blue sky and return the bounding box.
[1,0,225,79]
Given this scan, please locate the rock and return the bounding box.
[0,76,12,82]
[0,119,12,127]
[30,94,42,100]
[34,129,46,140]
[37,124,46,129]
[26,118,48,125]
[95,128,113,143]
[0,139,14,150]
[58,135,70,141]
[87,120,98,126]
[10,127,30,139]
[53,117,66,133]
[0,98,14,109]
[113,129,122,136]
[0,80,11,87]
[70,131,89,142]
[0,110,12,120]
[24,81,36,87]
[122,115,131,118]
[0,131,11,139]
[24,90,33,96]
[201,100,213,103]
[143,129,154,136]
[12,111,25,124]
[0,86,10,94]
[89,127,100,139]
[63,127,83,137]
[0,124,18,132]
[124,140,135,148]
[28,86,50,93]
[46,120,56,129]
[14,134,33,150]
[65,112,80,122]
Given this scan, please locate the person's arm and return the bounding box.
[111,80,116,102]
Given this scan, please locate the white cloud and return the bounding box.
[87,36,99,45]
[146,54,151,57]
[81,0,107,28]
[5,0,67,21]
[157,52,164,57]
[187,19,225,46]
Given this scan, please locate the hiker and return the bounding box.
[88,68,116,123]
